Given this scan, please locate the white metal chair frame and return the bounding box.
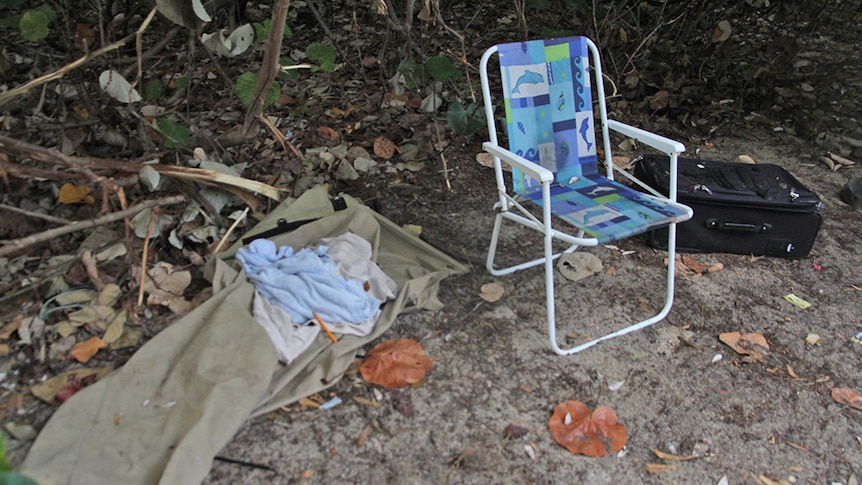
[479,37,693,355]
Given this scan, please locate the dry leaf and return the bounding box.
[143,262,192,308]
[69,336,106,363]
[655,449,698,461]
[98,283,123,306]
[712,20,732,43]
[30,367,111,403]
[548,400,627,457]
[719,332,769,362]
[558,252,603,282]
[476,152,495,168]
[352,396,380,408]
[479,282,504,302]
[75,22,96,51]
[646,463,678,474]
[0,315,22,340]
[58,183,95,205]
[649,90,670,110]
[827,151,856,166]
[373,136,397,159]
[102,310,127,344]
[359,339,433,389]
[832,387,862,411]
[357,425,372,446]
[786,364,799,379]
[680,255,717,274]
[297,397,320,409]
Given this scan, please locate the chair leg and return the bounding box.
[486,211,576,277]
[547,223,680,355]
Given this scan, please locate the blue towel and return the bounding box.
[236,238,383,324]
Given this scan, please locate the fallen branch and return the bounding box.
[0,134,282,200]
[0,204,72,226]
[0,195,186,258]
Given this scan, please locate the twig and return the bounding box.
[131,7,159,103]
[0,135,106,186]
[120,26,181,78]
[305,0,350,62]
[0,195,185,258]
[0,134,281,200]
[0,204,72,225]
[211,207,249,255]
[137,210,156,307]
[81,250,106,291]
[213,455,275,472]
[433,120,451,190]
[0,6,158,107]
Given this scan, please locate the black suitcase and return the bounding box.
[633,155,823,259]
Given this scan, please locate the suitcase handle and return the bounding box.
[705,218,773,233]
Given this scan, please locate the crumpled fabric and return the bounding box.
[236,235,385,324]
[238,233,398,363]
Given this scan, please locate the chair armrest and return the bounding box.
[483,142,554,183]
[607,120,685,155]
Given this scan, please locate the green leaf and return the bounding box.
[173,76,190,90]
[235,72,280,108]
[19,9,49,41]
[265,81,281,106]
[32,4,56,20]
[306,42,336,72]
[426,56,461,82]
[253,19,291,43]
[397,60,425,90]
[278,58,300,82]
[143,80,164,100]
[447,102,485,137]
[156,118,189,148]
[235,72,257,107]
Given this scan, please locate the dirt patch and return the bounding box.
[204,124,862,483]
[2,1,862,483]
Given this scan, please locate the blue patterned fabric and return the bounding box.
[497,37,688,243]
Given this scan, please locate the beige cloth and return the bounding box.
[21,187,467,484]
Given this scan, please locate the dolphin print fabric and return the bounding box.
[497,37,689,243]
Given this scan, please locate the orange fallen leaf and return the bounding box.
[832,387,862,411]
[316,125,339,141]
[58,183,95,205]
[75,22,96,51]
[69,336,106,363]
[359,339,433,389]
[548,400,626,457]
[719,331,769,362]
[373,136,397,159]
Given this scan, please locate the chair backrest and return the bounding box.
[496,37,599,194]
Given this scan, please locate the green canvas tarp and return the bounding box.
[21,186,468,484]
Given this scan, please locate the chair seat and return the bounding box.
[519,174,689,244]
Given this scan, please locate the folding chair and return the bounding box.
[479,36,694,355]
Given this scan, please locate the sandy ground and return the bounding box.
[204,124,862,484]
